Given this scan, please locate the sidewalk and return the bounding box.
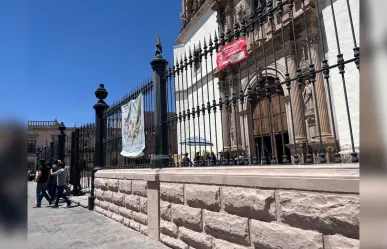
[69,195,89,208]
[28,182,169,249]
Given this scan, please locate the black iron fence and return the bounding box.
[68,124,96,194]
[102,80,178,169]
[63,0,360,209]
[171,0,359,166]
[34,122,68,171]
[77,0,359,171]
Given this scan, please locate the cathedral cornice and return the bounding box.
[177,0,217,44]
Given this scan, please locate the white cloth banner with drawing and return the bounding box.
[120,93,145,158]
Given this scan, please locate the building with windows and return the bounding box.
[173,0,359,163]
[27,119,75,168]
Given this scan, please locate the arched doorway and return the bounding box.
[251,77,291,164]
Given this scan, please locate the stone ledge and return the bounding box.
[159,165,359,193]
[93,165,359,193]
[95,169,160,181]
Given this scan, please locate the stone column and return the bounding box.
[228,74,241,150]
[310,43,332,138]
[225,0,234,31]
[286,49,307,141]
[219,79,231,151]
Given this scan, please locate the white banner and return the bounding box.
[121,93,145,158]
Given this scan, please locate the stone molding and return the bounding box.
[95,165,359,194]
[177,0,216,44]
[95,169,160,181]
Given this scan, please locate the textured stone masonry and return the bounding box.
[221,186,276,221]
[125,194,140,211]
[278,191,360,239]
[160,183,184,204]
[251,220,323,249]
[185,184,220,211]
[94,178,148,238]
[132,180,147,197]
[179,227,212,249]
[160,220,178,238]
[94,169,359,249]
[119,179,132,194]
[160,201,172,221]
[172,204,202,232]
[204,210,250,246]
[108,179,119,192]
[324,234,360,249]
[160,234,188,249]
[212,238,250,249]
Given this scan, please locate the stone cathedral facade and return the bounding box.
[175,0,359,163]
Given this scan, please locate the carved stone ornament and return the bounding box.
[226,76,234,87]
[236,4,245,23]
[309,34,320,45]
[302,80,313,106]
[216,10,225,25]
[284,42,295,58]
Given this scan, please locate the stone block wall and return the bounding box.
[158,183,359,249]
[92,166,359,249]
[93,178,148,235]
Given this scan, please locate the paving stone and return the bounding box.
[28,182,169,249]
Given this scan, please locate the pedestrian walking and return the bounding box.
[33,160,52,208]
[47,159,59,201]
[50,162,71,208]
[64,165,71,196]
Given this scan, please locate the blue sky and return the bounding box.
[0,0,181,126]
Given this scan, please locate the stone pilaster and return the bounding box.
[310,43,332,138]
[227,75,237,150]
[219,79,231,151]
[285,44,307,141]
[225,0,234,31]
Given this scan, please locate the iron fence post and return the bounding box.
[50,141,55,163]
[70,131,75,190]
[73,128,81,195]
[35,146,41,172]
[44,141,48,161]
[150,34,169,168]
[89,84,108,210]
[57,122,66,164]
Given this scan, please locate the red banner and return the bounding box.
[216,37,248,71]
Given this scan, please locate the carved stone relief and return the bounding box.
[236,4,246,23]
[302,80,317,140]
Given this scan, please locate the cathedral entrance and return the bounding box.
[251,77,291,164]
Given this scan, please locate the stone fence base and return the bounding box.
[93,165,359,249]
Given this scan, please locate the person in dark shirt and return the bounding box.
[47,160,58,202]
[182,153,192,167]
[33,160,52,208]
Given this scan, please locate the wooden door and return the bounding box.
[252,94,288,137]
